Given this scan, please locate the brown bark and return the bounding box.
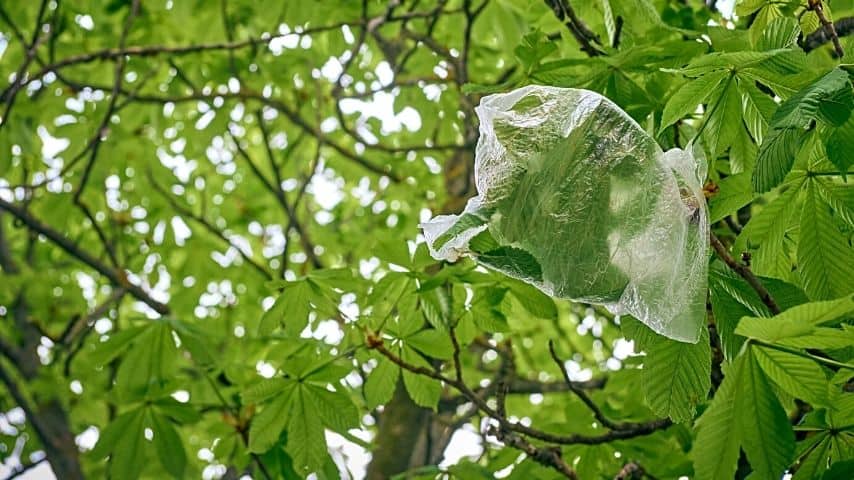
[365,383,433,479]
[0,220,84,479]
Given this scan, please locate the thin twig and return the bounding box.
[0,197,169,315]
[808,0,844,57]
[542,0,604,57]
[709,232,781,315]
[548,340,631,431]
[368,334,672,446]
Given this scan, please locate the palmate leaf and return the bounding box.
[241,377,292,405]
[304,384,359,434]
[692,350,795,480]
[401,346,442,409]
[740,80,777,144]
[503,277,557,319]
[642,327,711,423]
[692,357,741,480]
[149,409,187,478]
[115,321,180,401]
[737,350,795,479]
[798,182,854,300]
[756,16,800,51]
[825,114,854,173]
[364,358,400,409]
[750,344,828,406]
[701,76,743,159]
[248,384,296,453]
[735,175,804,279]
[286,388,329,475]
[660,70,728,130]
[753,69,854,192]
[735,294,854,342]
[752,126,806,193]
[709,261,810,359]
[405,329,454,359]
[708,172,755,223]
[814,180,854,228]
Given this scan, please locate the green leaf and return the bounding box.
[740,81,777,144]
[735,295,854,342]
[260,280,332,336]
[692,350,795,480]
[642,327,711,423]
[753,69,853,192]
[374,238,413,267]
[692,357,741,480]
[152,398,201,424]
[242,378,292,405]
[751,345,828,406]
[420,287,451,331]
[405,329,454,359]
[90,408,144,460]
[305,384,359,433]
[431,212,488,251]
[660,70,728,131]
[814,180,854,228]
[777,326,854,350]
[401,346,441,409]
[115,321,179,401]
[701,76,742,158]
[477,246,543,284]
[825,115,854,173]
[756,16,800,51]
[737,351,795,480]
[286,388,329,474]
[88,325,147,366]
[774,69,852,129]
[798,182,854,300]
[503,277,557,319]
[753,126,806,192]
[248,385,296,453]
[736,176,804,278]
[149,409,187,478]
[709,173,755,223]
[364,358,399,409]
[367,272,413,329]
[106,408,147,480]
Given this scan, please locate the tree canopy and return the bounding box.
[0,1,853,479]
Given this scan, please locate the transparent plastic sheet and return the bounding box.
[422,86,708,343]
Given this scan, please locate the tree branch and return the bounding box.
[0,0,50,129]
[0,197,169,315]
[147,172,274,280]
[548,340,630,431]
[368,334,672,446]
[543,0,604,57]
[807,0,844,57]
[709,232,781,315]
[803,16,854,53]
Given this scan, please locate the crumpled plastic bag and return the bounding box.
[422,86,708,343]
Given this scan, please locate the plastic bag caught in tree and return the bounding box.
[422,86,708,343]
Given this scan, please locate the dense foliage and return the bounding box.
[0,1,853,479]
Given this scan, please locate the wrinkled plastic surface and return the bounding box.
[422,86,708,343]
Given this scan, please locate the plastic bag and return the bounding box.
[422,86,708,343]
